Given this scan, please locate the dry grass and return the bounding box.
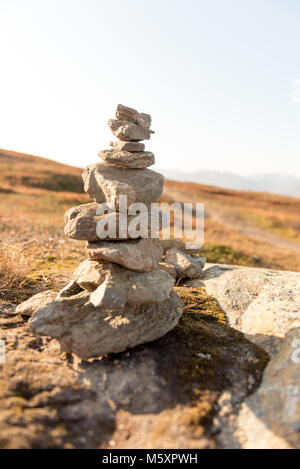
[164,179,300,241]
[0,239,86,303]
[0,245,32,301]
[0,149,84,193]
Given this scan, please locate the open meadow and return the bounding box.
[1,148,300,305]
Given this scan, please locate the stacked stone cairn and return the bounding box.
[28,105,184,360]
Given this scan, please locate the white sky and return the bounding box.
[0,0,300,176]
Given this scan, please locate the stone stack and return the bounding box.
[28,104,184,360]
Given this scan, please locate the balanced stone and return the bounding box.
[108,119,154,141]
[29,290,183,360]
[164,248,206,279]
[91,268,174,309]
[116,104,152,129]
[71,259,174,310]
[110,141,145,152]
[82,163,164,210]
[64,202,101,242]
[65,202,156,241]
[20,104,185,360]
[73,259,106,291]
[98,150,154,169]
[65,203,167,241]
[86,238,163,272]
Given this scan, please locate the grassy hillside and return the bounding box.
[0,150,89,301]
[0,149,299,303]
[164,179,300,272]
[0,149,84,193]
[0,149,88,241]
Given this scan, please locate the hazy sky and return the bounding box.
[1,0,300,176]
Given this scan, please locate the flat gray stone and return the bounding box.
[64,203,156,242]
[110,140,145,152]
[82,163,164,210]
[64,203,160,241]
[98,150,154,169]
[86,238,163,272]
[198,263,300,356]
[29,290,183,359]
[108,119,154,141]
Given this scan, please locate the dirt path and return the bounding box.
[164,188,300,255]
[205,203,300,254]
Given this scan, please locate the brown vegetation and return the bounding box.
[0,148,299,306]
[164,179,300,271]
[0,245,31,300]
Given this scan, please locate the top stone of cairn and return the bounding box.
[105,104,155,168]
[108,104,154,142]
[116,104,152,129]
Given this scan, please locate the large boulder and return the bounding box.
[233,327,300,449]
[82,163,164,210]
[188,263,300,449]
[194,263,300,356]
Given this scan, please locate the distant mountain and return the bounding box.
[249,173,300,198]
[159,169,300,198]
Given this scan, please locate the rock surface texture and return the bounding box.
[187,263,300,449]
[86,238,163,272]
[82,163,163,209]
[108,119,153,141]
[110,140,145,152]
[98,150,154,169]
[164,247,206,279]
[29,290,182,359]
[19,104,183,359]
